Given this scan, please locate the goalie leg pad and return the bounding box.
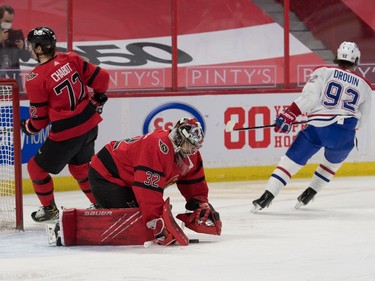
[59,208,153,246]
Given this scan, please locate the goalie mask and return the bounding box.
[336,41,360,66]
[27,26,57,59]
[169,117,204,157]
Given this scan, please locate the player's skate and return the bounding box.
[295,187,317,209]
[46,222,62,246]
[31,200,59,223]
[252,190,274,213]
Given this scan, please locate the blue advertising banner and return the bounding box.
[20,106,49,164]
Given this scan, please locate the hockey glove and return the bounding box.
[177,199,222,235]
[20,119,40,136]
[146,218,176,246]
[91,92,108,114]
[274,102,302,134]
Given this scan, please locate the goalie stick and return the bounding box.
[144,238,200,248]
[225,120,308,132]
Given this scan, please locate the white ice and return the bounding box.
[1,176,375,281]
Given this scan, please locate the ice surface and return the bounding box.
[1,176,375,281]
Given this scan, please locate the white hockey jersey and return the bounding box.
[294,66,372,128]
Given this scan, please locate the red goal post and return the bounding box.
[0,79,23,230]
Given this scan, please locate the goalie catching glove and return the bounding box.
[90,91,108,114]
[177,198,222,235]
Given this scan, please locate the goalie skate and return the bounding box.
[46,222,62,246]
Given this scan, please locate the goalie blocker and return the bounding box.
[177,199,222,236]
[50,197,220,246]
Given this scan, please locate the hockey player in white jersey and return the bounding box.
[252,41,372,213]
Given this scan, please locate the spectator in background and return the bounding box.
[0,4,30,91]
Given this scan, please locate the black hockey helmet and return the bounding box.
[27,26,57,55]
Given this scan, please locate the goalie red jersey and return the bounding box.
[90,129,209,223]
[80,118,221,246]
[25,51,109,141]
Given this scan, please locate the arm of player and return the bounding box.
[293,67,324,114]
[20,119,40,135]
[275,67,325,134]
[72,53,109,113]
[24,79,50,131]
[75,52,110,94]
[176,152,209,201]
[90,91,108,114]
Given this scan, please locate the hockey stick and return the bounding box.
[144,238,200,248]
[225,120,308,132]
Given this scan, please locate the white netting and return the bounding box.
[0,85,16,230]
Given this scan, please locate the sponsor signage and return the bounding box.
[19,106,50,164]
[142,102,206,134]
[19,92,374,178]
[186,65,277,89]
[123,94,373,168]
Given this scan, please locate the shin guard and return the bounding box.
[60,208,153,246]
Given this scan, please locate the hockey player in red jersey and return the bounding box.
[252,41,372,212]
[21,26,109,223]
[87,117,222,245]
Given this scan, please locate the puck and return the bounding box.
[189,239,200,243]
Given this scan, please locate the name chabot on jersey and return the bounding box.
[51,63,73,82]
